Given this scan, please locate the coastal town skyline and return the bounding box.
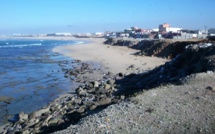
[0,0,215,35]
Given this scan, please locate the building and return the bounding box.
[208,28,215,36]
[159,23,170,32]
[159,23,182,33]
[46,33,72,36]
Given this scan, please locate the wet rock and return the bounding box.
[8,114,19,123]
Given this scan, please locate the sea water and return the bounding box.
[0,39,82,125]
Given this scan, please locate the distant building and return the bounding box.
[131,26,138,31]
[159,23,170,32]
[208,28,215,36]
[46,33,72,36]
[159,23,182,33]
[93,32,104,37]
[152,28,159,32]
[124,28,133,33]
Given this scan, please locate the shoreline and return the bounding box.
[1,37,215,133]
[0,37,168,133]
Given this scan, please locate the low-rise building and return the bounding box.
[159,23,182,33]
[208,28,215,36]
[46,33,72,36]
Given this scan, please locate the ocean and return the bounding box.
[0,39,82,125]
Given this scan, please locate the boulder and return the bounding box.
[91,81,100,88]
[96,98,112,106]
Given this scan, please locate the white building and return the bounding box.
[47,33,72,36]
[152,28,159,32]
[165,27,182,33]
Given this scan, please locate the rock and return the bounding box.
[8,114,19,123]
[118,72,124,77]
[206,86,214,90]
[76,87,83,93]
[78,90,88,97]
[77,106,86,113]
[74,98,82,105]
[95,88,108,94]
[19,112,28,122]
[48,117,63,126]
[92,81,100,88]
[84,100,94,107]
[107,79,115,85]
[104,84,112,90]
[128,64,135,69]
[120,95,125,100]
[22,129,30,134]
[89,104,97,110]
[96,98,112,106]
[107,71,114,76]
[31,107,50,117]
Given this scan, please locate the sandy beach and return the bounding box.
[53,38,168,74]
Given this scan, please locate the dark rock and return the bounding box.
[206,86,214,90]
[118,72,124,77]
[8,114,20,123]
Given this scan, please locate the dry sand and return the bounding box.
[53,38,168,74]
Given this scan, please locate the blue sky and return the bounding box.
[0,0,214,34]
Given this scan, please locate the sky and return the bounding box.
[0,0,214,35]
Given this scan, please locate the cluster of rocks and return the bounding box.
[1,80,122,134]
[115,43,215,96]
[1,61,127,134]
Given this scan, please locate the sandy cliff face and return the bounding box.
[104,38,207,59]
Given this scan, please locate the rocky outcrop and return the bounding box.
[104,38,206,59]
[1,77,124,134]
[104,38,139,46]
[115,43,215,96]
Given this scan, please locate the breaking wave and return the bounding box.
[74,41,85,45]
[0,43,42,48]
